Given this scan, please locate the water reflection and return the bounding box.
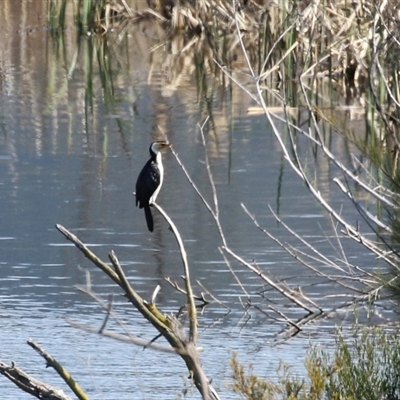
[0,1,387,399]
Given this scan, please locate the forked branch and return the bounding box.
[56,224,219,400]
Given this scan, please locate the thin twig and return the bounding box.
[222,245,315,313]
[152,203,198,344]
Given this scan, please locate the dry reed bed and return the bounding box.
[55,0,400,82]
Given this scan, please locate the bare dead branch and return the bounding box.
[152,202,198,344]
[67,319,175,353]
[171,120,248,301]
[55,224,120,284]
[27,340,89,400]
[165,277,209,304]
[222,245,315,314]
[0,361,72,400]
[57,224,219,400]
[196,279,230,310]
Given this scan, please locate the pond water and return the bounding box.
[0,1,387,399]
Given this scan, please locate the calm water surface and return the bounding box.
[0,2,382,399]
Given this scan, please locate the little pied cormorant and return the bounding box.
[135,141,171,232]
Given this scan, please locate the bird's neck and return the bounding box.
[151,151,161,164]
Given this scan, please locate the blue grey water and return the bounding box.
[0,3,381,399]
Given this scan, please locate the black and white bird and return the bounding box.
[135,141,171,232]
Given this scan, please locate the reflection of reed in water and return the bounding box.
[4,0,400,184]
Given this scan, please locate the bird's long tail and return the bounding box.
[144,205,154,232]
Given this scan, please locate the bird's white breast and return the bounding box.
[149,152,163,204]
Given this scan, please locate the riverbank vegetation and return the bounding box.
[2,0,400,398]
[231,326,400,400]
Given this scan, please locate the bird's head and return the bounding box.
[150,141,172,155]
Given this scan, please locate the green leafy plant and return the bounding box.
[231,327,400,400]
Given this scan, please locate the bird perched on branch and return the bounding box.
[135,141,171,232]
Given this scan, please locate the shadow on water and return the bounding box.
[2,0,400,398]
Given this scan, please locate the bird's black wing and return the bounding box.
[135,159,161,208]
